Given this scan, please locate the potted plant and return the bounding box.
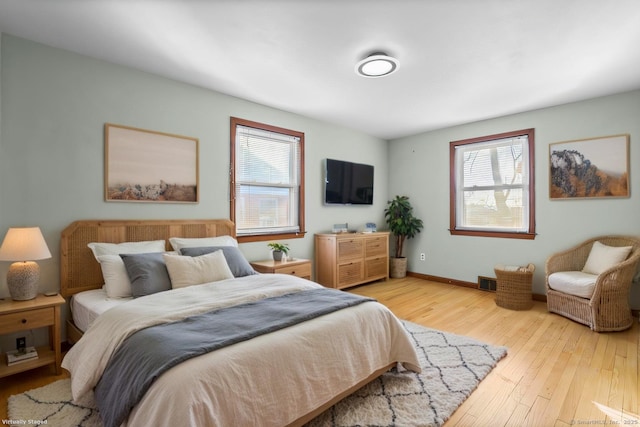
[384,195,424,278]
[267,242,290,261]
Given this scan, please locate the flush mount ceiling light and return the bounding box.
[355,52,399,78]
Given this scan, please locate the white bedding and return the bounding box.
[62,274,421,426]
[70,288,131,332]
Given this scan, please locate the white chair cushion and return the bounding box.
[548,271,598,299]
[582,241,632,275]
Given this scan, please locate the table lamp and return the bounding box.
[0,227,52,300]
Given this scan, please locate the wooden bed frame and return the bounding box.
[60,219,235,343]
[59,218,394,426]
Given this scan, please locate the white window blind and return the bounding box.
[234,124,301,236]
[454,135,530,233]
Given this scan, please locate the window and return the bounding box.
[230,117,305,242]
[450,128,535,239]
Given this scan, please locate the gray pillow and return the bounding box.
[180,246,257,278]
[120,252,172,297]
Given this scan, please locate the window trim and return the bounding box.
[449,128,536,240]
[230,117,305,243]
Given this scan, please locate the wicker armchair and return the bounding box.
[545,235,640,332]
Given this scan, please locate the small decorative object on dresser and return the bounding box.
[332,223,349,233]
[250,258,312,280]
[266,242,289,261]
[0,227,52,300]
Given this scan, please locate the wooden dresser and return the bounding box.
[315,232,389,289]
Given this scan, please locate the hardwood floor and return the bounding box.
[349,277,640,427]
[1,277,638,426]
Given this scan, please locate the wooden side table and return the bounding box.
[250,259,312,280]
[0,293,65,378]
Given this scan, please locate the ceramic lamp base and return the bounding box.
[7,261,40,300]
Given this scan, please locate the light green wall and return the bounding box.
[0,37,3,226]
[2,31,640,333]
[389,89,640,308]
[0,34,389,301]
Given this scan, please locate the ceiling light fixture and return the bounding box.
[355,52,399,78]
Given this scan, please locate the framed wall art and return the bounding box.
[549,134,629,199]
[105,123,199,203]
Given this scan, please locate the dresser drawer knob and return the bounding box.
[21,319,27,324]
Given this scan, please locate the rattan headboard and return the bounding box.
[60,219,235,297]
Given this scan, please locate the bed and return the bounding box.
[59,219,420,427]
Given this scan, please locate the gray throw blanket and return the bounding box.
[94,288,374,427]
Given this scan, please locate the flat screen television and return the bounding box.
[324,158,374,205]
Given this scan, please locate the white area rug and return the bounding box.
[8,321,507,427]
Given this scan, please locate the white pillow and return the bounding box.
[168,236,238,251]
[163,251,234,289]
[96,255,132,298]
[88,240,166,259]
[582,241,632,275]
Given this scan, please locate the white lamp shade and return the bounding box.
[0,227,52,261]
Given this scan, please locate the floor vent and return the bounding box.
[478,276,497,292]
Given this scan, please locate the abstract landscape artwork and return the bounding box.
[549,134,629,199]
[105,123,199,203]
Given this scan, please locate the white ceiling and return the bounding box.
[1,1,639,140]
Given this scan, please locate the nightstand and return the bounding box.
[0,293,65,378]
[250,259,312,280]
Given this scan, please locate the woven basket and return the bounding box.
[494,263,535,310]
